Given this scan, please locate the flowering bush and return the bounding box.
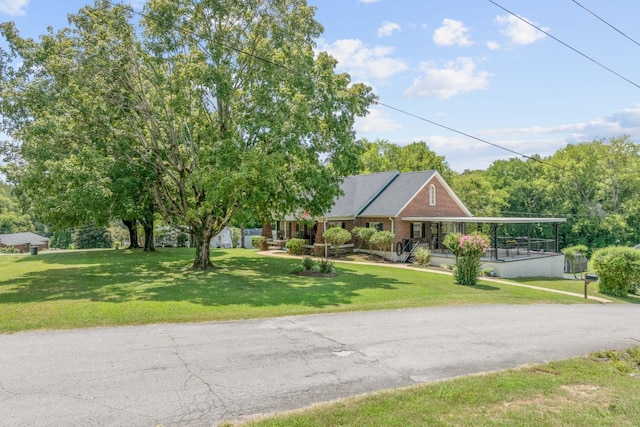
[444,232,490,286]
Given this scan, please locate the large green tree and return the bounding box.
[2,0,374,269]
[0,4,157,250]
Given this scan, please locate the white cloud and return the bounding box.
[433,19,474,47]
[318,38,407,81]
[354,107,402,133]
[495,14,548,45]
[0,0,29,16]
[404,57,492,99]
[486,40,501,50]
[377,21,401,38]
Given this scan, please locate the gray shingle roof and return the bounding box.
[359,170,436,217]
[0,232,49,246]
[325,170,398,218]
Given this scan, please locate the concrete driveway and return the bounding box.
[1,304,639,426]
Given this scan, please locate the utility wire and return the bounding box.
[100,0,572,174]
[570,0,640,48]
[487,0,640,90]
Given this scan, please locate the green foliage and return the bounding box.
[351,226,376,252]
[0,246,20,254]
[72,224,113,249]
[49,230,73,250]
[289,264,306,275]
[251,236,268,251]
[369,231,395,252]
[562,244,589,277]
[358,139,454,181]
[0,0,374,270]
[444,232,490,286]
[231,227,241,249]
[322,227,352,256]
[285,238,306,256]
[592,246,640,296]
[302,256,315,271]
[317,258,335,274]
[413,246,431,266]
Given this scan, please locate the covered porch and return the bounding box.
[400,216,567,278]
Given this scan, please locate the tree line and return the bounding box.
[359,136,640,251]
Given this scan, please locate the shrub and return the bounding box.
[444,232,490,286]
[289,264,305,275]
[0,246,20,254]
[413,246,431,266]
[286,238,306,255]
[351,226,376,253]
[322,227,351,257]
[231,227,241,248]
[318,258,335,274]
[591,246,640,296]
[302,256,315,271]
[440,263,450,270]
[562,244,589,278]
[369,231,395,253]
[73,224,113,249]
[251,236,268,251]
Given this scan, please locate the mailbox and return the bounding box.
[585,273,599,283]
[584,274,599,299]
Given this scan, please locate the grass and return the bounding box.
[234,347,640,426]
[516,277,640,304]
[0,248,597,333]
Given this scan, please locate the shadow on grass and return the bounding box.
[2,249,402,308]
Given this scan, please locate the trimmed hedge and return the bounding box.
[591,246,640,296]
[286,238,307,255]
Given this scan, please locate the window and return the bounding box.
[327,221,346,229]
[365,222,383,231]
[412,223,423,239]
[429,184,436,206]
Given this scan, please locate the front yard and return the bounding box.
[0,248,601,333]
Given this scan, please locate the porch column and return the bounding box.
[491,223,498,261]
[554,223,559,253]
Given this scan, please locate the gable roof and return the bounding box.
[323,170,472,220]
[324,170,398,218]
[359,171,436,217]
[0,232,49,247]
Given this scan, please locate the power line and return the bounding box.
[94,0,584,177]
[570,0,640,48]
[487,0,640,90]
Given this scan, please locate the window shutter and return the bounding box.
[422,223,426,238]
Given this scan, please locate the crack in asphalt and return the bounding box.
[163,331,230,425]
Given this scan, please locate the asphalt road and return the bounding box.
[1,304,639,426]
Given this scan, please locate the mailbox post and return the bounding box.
[584,273,599,299]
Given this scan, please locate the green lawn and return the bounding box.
[516,277,640,304]
[0,248,596,333]
[236,347,640,426]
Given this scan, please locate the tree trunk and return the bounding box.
[122,219,140,249]
[261,222,272,239]
[191,229,214,270]
[240,227,245,249]
[140,203,155,252]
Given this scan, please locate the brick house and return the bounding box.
[275,170,566,278]
[276,170,472,251]
[0,232,50,253]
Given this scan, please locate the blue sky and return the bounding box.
[2,0,640,171]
